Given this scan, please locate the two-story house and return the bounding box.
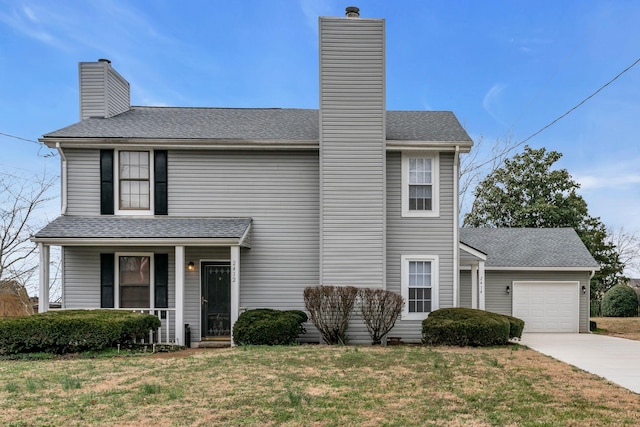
[33,8,598,345]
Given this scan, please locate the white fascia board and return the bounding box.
[30,237,243,247]
[459,265,599,272]
[238,222,252,248]
[41,138,319,151]
[43,138,473,152]
[459,242,487,261]
[386,140,473,152]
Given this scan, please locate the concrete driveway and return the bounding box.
[519,333,640,394]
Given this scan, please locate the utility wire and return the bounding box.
[0,131,40,144]
[473,55,640,171]
[0,131,56,158]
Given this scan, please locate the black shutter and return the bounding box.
[100,253,115,308]
[154,253,169,308]
[154,150,168,215]
[100,149,114,215]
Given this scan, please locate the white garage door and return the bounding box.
[512,281,580,333]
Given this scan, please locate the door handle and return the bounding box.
[201,296,208,305]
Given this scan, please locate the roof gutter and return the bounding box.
[56,142,67,215]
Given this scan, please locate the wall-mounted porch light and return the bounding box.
[187,261,195,271]
[582,285,587,294]
[506,285,510,295]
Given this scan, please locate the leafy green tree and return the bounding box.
[463,146,625,299]
[578,217,625,299]
[463,146,587,228]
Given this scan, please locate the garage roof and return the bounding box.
[459,228,599,269]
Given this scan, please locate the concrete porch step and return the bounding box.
[197,340,231,348]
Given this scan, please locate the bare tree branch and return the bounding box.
[0,171,56,288]
[607,226,640,277]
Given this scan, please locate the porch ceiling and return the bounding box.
[31,216,252,247]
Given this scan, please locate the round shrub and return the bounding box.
[422,308,519,347]
[601,284,638,317]
[232,309,307,345]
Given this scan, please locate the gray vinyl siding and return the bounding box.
[169,150,320,330]
[319,17,386,289]
[460,270,471,308]
[105,68,130,118]
[63,246,175,308]
[79,61,129,120]
[386,151,456,342]
[459,270,591,333]
[65,148,100,215]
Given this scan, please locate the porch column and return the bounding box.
[478,260,486,310]
[471,264,478,309]
[230,245,240,346]
[38,243,50,313]
[175,246,185,346]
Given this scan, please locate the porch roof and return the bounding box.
[31,216,252,247]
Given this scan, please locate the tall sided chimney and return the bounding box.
[79,59,130,120]
[318,8,387,289]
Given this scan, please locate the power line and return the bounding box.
[0,131,56,158]
[0,131,40,144]
[474,55,640,171]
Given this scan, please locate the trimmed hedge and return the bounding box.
[422,308,524,347]
[232,309,308,345]
[0,310,161,355]
[602,284,638,317]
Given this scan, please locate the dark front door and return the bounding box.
[201,262,231,339]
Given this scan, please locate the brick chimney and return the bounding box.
[78,59,130,120]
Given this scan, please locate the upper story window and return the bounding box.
[119,151,150,210]
[401,254,439,320]
[401,152,439,217]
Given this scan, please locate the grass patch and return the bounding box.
[0,345,639,426]
[592,317,640,341]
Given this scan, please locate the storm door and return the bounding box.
[201,262,231,338]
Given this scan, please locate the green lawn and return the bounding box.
[1,345,639,426]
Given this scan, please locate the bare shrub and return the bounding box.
[359,288,404,345]
[303,285,358,344]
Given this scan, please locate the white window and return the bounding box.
[401,255,439,320]
[401,152,439,217]
[115,150,153,214]
[115,253,154,309]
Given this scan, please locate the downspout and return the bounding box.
[56,142,67,215]
[453,145,460,307]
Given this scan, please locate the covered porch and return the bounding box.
[459,242,487,309]
[32,216,252,346]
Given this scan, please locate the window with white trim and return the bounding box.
[401,255,439,320]
[116,254,153,308]
[401,152,439,217]
[118,151,150,210]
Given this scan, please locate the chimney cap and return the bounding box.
[345,6,360,18]
[98,58,111,64]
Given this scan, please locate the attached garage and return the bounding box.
[512,281,580,333]
[459,228,599,333]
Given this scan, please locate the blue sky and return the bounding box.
[1,1,639,241]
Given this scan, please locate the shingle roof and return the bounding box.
[43,107,472,143]
[459,228,599,269]
[33,216,251,241]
